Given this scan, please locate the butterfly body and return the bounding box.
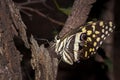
[54,21,115,65]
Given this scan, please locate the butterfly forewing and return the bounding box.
[80,21,115,59]
[54,21,115,65]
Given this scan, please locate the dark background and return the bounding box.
[13,0,120,80]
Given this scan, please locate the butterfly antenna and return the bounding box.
[35,38,50,45]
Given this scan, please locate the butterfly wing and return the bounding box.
[55,20,115,65]
[77,21,115,59]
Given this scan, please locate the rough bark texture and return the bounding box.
[30,36,58,80]
[59,0,96,38]
[0,0,59,80]
[0,0,23,80]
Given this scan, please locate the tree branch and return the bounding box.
[59,0,96,38]
[0,0,23,79]
[16,1,44,6]
[18,6,64,26]
[30,35,58,80]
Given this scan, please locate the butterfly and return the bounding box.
[54,21,115,65]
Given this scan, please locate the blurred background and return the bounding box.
[13,0,120,80]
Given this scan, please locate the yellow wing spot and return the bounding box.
[92,22,96,26]
[92,25,95,31]
[91,52,94,55]
[87,30,92,35]
[109,28,113,32]
[79,26,83,29]
[113,26,115,29]
[103,37,106,40]
[96,46,99,49]
[89,48,95,52]
[105,26,108,29]
[87,56,90,58]
[92,34,96,38]
[84,44,87,47]
[99,21,104,26]
[82,27,87,33]
[93,42,97,46]
[102,29,105,33]
[87,37,92,42]
[101,34,105,38]
[102,25,105,28]
[109,21,113,27]
[88,21,93,24]
[91,51,95,55]
[85,51,88,57]
[95,31,100,34]
[96,37,100,42]
[109,28,112,31]
[100,41,103,45]
[111,29,113,32]
[105,31,108,34]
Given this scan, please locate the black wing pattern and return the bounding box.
[54,21,115,65]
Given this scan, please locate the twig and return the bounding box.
[42,2,54,10]
[16,0,53,10]
[19,6,64,26]
[17,1,44,6]
[21,9,33,18]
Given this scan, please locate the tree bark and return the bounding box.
[0,0,58,80]
[59,0,96,38]
[30,36,58,80]
[0,0,23,80]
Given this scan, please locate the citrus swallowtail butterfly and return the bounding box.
[54,21,115,65]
